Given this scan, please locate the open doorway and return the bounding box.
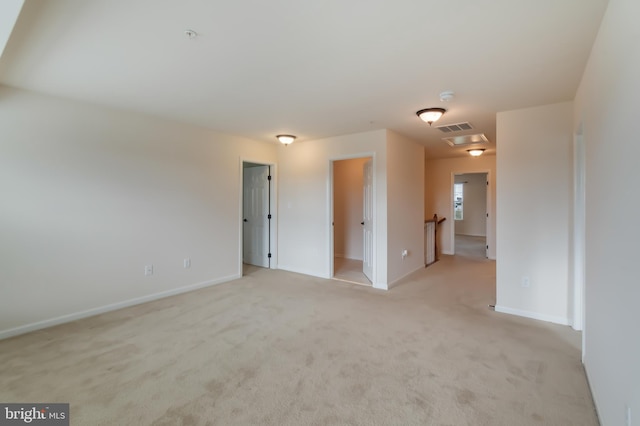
[453,173,488,259]
[241,161,276,274]
[331,157,373,286]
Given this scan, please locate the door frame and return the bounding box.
[239,158,278,276]
[572,131,586,338]
[328,153,376,284]
[450,169,492,257]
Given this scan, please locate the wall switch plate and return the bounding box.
[402,249,408,259]
[144,265,153,276]
[521,276,530,288]
[184,258,191,269]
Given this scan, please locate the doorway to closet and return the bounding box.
[331,157,373,286]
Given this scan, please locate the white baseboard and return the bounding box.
[277,265,328,279]
[494,305,570,326]
[387,265,425,289]
[372,281,388,291]
[333,254,365,261]
[0,274,240,341]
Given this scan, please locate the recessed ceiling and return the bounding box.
[0,0,609,158]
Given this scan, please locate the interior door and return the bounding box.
[243,165,269,268]
[362,160,373,282]
[485,175,489,258]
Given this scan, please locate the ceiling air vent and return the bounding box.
[435,122,474,133]
[442,133,490,147]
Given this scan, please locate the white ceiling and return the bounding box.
[0,0,608,158]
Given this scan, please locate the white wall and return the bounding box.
[425,155,496,259]
[454,173,487,237]
[496,102,573,325]
[333,158,368,260]
[0,86,277,338]
[277,130,388,287]
[386,130,425,286]
[573,0,640,423]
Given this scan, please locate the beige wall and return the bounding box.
[333,158,369,260]
[496,101,573,324]
[277,129,424,289]
[0,85,277,338]
[574,0,640,423]
[425,155,496,259]
[277,130,389,287]
[386,130,425,286]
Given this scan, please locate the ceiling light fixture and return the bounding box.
[185,29,198,39]
[276,134,296,145]
[467,148,486,157]
[416,108,446,126]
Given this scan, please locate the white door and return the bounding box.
[485,174,489,258]
[362,160,373,282]
[243,165,269,268]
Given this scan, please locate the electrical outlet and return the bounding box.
[144,265,153,276]
[521,276,530,288]
[184,258,191,269]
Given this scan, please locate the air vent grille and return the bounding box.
[435,122,473,133]
[442,133,489,147]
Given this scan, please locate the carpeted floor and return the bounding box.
[0,255,598,425]
[455,234,487,259]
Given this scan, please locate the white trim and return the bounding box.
[372,281,388,291]
[0,274,240,340]
[494,305,570,326]
[387,265,424,289]
[277,265,328,279]
[328,160,335,280]
[572,134,586,332]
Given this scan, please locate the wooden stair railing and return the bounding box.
[425,214,446,267]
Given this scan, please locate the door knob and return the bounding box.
[243,218,248,222]
[361,221,365,225]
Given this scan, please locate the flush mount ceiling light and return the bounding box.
[416,108,446,126]
[184,29,198,39]
[467,148,486,157]
[276,134,296,145]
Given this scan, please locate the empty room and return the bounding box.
[1,0,638,425]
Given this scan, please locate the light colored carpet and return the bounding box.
[0,256,597,425]
[455,234,487,259]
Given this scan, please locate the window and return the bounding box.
[454,183,463,220]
